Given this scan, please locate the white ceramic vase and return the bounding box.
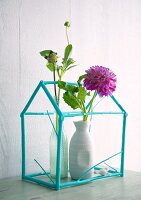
[69,120,94,180]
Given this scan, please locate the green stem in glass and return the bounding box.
[53,65,57,103]
[55,74,63,132]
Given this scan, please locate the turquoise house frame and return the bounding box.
[20,80,127,190]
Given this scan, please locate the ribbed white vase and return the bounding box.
[69,120,94,180]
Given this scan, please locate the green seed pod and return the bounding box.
[64,21,70,27]
[47,52,58,63]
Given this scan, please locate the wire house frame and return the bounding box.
[20,80,127,190]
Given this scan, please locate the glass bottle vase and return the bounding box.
[50,123,68,179]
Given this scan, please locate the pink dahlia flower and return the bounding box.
[83,66,117,97]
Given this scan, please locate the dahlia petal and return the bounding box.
[83,65,116,97]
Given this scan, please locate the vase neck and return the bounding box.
[74,120,89,133]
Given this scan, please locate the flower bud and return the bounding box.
[47,52,58,63]
[64,21,70,27]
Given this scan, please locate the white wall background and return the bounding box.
[0,0,141,179]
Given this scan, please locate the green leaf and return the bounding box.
[58,81,67,90]
[77,86,87,102]
[63,92,80,109]
[58,81,79,93]
[77,74,87,86]
[66,65,77,71]
[40,50,53,58]
[64,44,72,61]
[67,58,75,66]
[87,91,90,96]
[46,63,55,71]
[67,85,79,93]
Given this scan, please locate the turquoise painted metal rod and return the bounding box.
[86,96,105,110]
[120,113,127,176]
[60,172,120,188]
[63,111,123,118]
[78,152,121,181]
[25,112,54,115]
[104,162,118,172]
[43,81,78,86]
[111,95,127,114]
[21,115,26,178]
[46,110,57,136]
[34,159,55,184]
[25,111,123,116]
[28,172,46,177]
[40,81,63,118]
[20,81,127,190]
[24,176,56,189]
[43,81,58,85]
[66,82,78,86]
[20,82,43,178]
[88,111,123,115]
[20,81,42,116]
[94,167,118,174]
[56,117,64,191]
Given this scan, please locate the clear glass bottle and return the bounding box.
[50,121,68,179]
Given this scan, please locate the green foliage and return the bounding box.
[67,85,79,93]
[58,80,66,90]
[46,63,56,71]
[67,58,75,66]
[40,45,76,77]
[39,21,98,121]
[66,65,76,71]
[58,81,81,109]
[63,44,72,62]
[60,44,77,75]
[40,50,53,58]
[77,74,87,86]
[40,50,58,72]
[40,21,78,110]
[77,86,88,102]
[63,92,80,109]
[40,22,76,79]
[58,81,89,112]
[58,81,79,92]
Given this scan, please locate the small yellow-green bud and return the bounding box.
[64,21,70,27]
[47,52,58,63]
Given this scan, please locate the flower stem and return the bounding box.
[53,67,57,103]
[83,90,97,121]
[82,102,87,121]
[83,115,88,121]
[55,22,70,131]
[87,90,97,113]
[55,75,63,132]
[66,27,69,45]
